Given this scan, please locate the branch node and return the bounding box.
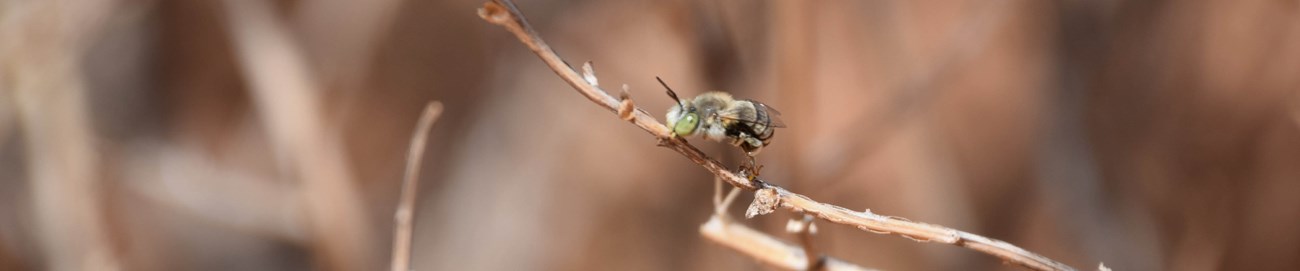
[618,84,636,122]
[745,187,780,218]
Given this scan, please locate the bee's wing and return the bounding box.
[757,102,782,116]
[753,102,785,128]
[720,101,786,128]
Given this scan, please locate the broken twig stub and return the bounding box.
[746,187,780,218]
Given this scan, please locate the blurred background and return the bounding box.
[2,0,1298,270]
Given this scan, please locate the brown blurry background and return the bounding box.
[2,0,1299,270]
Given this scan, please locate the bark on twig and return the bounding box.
[705,179,870,271]
[477,1,1077,270]
[390,102,444,271]
[768,187,1073,271]
[701,216,874,271]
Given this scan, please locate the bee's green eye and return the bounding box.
[674,113,699,136]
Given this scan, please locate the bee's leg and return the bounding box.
[737,163,752,180]
[731,136,763,180]
[735,155,756,181]
[743,137,765,154]
[742,155,763,181]
[736,158,752,180]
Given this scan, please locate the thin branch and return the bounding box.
[477,1,1076,270]
[0,98,11,146]
[3,0,121,269]
[390,102,444,271]
[706,179,872,271]
[701,216,875,271]
[477,0,756,192]
[753,187,1075,271]
[123,145,306,242]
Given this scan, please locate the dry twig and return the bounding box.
[390,102,444,271]
[122,146,306,242]
[701,216,873,271]
[702,180,871,271]
[2,0,121,269]
[477,1,1076,270]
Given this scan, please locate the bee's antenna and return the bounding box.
[657,76,684,108]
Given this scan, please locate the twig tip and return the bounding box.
[477,2,510,24]
[581,61,598,86]
[423,101,445,118]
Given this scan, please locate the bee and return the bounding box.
[659,77,785,157]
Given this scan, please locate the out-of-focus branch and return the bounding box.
[2,0,121,270]
[293,0,403,91]
[222,0,375,269]
[787,214,823,270]
[477,1,1076,270]
[122,145,306,242]
[293,0,406,122]
[390,102,443,271]
[701,216,873,271]
[702,180,872,271]
[0,98,11,145]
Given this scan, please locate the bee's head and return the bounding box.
[667,105,700,136]
[659,76,699,136]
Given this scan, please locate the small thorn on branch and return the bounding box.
[581,61,599,86]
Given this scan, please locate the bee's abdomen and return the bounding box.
[707,99,777,155]
[751,105,775,140]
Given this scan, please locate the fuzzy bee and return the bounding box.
[659,77,785,156]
